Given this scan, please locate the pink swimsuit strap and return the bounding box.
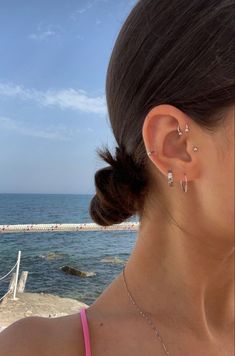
[80,307,92,356]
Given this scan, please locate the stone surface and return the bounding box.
[0,292,88,328]
[60,265,96,277]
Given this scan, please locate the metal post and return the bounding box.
[18,271,28,293]
[13,251,21,301]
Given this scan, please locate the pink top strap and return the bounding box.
[80,307,92,356]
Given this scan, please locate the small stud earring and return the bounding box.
[147,150,155,156]
[193,146,198,152]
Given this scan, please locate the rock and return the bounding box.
[48,313,57,318]
[24,310,33,317]
[60,266,96,277]
[100,256,124,264]
[39,252,67,261]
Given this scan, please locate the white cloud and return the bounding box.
[29,30,56,41]
[77,8,88,14]
[42,89,106,114]
[77,1,95,15]
[0,83,32,99]
[0,83,107,115]
[0,116,17,130]
[29,23,61,41]
[70,0,109,21]
[0,116,95,140]
[0,116,71,140]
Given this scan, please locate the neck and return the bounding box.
[124,199,234,340]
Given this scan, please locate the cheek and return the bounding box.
[222,149,234,226]
[215,117,235,229]
[209,110,235,234]
[205,145,235,237]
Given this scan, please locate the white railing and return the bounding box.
[0,222,139,234]
[0,251,21,302]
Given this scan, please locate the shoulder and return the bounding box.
[0,316,49,356]
[0,311,87,356]
[0,312,86,356]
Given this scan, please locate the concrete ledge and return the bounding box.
[0,291,89,328]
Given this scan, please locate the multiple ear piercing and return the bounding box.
[178,123,189,135]
[147,123,198,193]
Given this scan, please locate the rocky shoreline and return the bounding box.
[0,291,89,330]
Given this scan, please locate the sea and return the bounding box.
[0,193,138,305]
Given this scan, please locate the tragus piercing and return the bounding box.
[167,170,174,187]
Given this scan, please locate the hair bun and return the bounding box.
[89,144,147,226]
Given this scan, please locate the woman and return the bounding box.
[0,0,234,355]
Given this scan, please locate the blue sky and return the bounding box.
[0,0,136,194]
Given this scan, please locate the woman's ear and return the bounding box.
[142,104,201,182]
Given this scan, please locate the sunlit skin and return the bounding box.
[0,104,234,355]
[122,104,234,343]
[84,103,234,355]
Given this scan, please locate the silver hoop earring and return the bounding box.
[167,170,174,187]
[180,173,188,193]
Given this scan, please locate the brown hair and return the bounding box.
[89,0,234,226]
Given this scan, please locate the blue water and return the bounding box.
[0,194,138,305]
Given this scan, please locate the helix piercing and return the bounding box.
[177,124,183,136]
[147,150,155,156]
[178,123,190,135]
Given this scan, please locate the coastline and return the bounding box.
[0,291,89,330]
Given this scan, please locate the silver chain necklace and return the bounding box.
[122,265,172,356]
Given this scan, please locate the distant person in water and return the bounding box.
[0,0,234,355]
